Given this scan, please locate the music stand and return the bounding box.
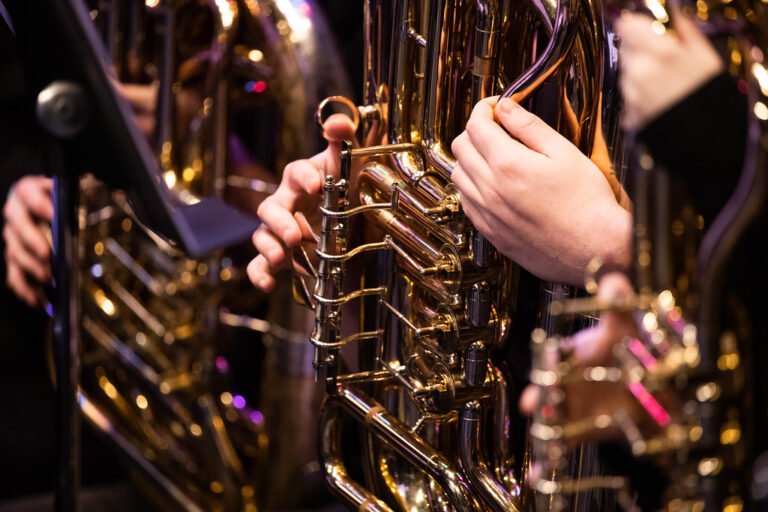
[5,1,261,510]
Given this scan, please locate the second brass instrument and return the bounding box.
[78,1,349,510]
[527,1,768,509]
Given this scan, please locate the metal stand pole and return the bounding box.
[36,81,90,512]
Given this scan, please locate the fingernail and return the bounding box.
[498,98,513,114]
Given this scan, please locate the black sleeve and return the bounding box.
[0,10,43,196]
[637,72,748,224]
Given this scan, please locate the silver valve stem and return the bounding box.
[471,230,494,268]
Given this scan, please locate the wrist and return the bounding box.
[584,202,632,287]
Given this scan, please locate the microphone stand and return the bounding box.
[36,80,90,512]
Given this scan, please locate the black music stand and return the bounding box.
[5,1,261,510]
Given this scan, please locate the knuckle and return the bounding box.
[465,115,481,138]
[451,131,470,158]
[15,179,29,197]
[450,166,465,189]
[514,110,538,132]
[266,246,287,267]
[284,160,307,181]
[253,233,271,255]
[252,226,269,247]
[256,198,274,220]
[246,258,260,282]
[29,195,46,213]
[283,161,297,176]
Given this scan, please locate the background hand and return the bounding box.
[113,81,158,140]
[3,176,53,306]
[616,11,723,130]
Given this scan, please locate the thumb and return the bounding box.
[322,113,357,145]
[312,113,360,180]
[495,98,569,156]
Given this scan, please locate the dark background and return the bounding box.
[0,0,362,505]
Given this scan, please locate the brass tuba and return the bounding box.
[527,0,768,509]
[77,1,350,510]
[291,0,626,510]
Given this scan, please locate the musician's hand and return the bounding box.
[518,272,663,454]
[451,98,631,286]
[616,11,723,130]
[519,272,636,414]
[3,176,53,307]
[113,81,158,139]
[247,114,357,292]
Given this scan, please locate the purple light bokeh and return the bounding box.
[215,356,229,373]
[232,395,246,409]
[249,410,264,424]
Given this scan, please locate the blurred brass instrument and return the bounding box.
[527,1,768,509]
[77,1,349,510]
[291,0,625,510]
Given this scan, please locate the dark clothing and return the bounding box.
[638,72,768,509]
[0,5,126,501]
[638,73,748,225]
[0,4,53,499]
[0,1,40,200]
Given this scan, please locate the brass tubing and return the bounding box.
[358,165,459,303]
[422,0,457,177]
[350,143,425,163]
[411,294,500,352]
[152,1,175,160]
[499,0,580,103]
[349,143,447,204]
[459,401,521,512]
[82,317,195,426]
[78,391,206,512]
[357,163,441,262]
[204,0,239,197]
[318,399,394,512]
[491,366,519,494]
[472,0,501,104]
[387,0,417,146]
[335,370,396,386]
[358,161,458,246]
[321,386,483,510]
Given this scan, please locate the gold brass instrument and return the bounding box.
[290,0,625,510]
[527,1,768,509]
[77,1,349,510]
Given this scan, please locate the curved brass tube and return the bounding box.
[422,0,458,176]
[358,163,461,304]
[459,401,520,512]
[500,0,581,103]
[472,0,502,103]
[320,386,483,511]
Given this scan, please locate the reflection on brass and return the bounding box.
[288,0,628,510]
[78,1,349,510]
